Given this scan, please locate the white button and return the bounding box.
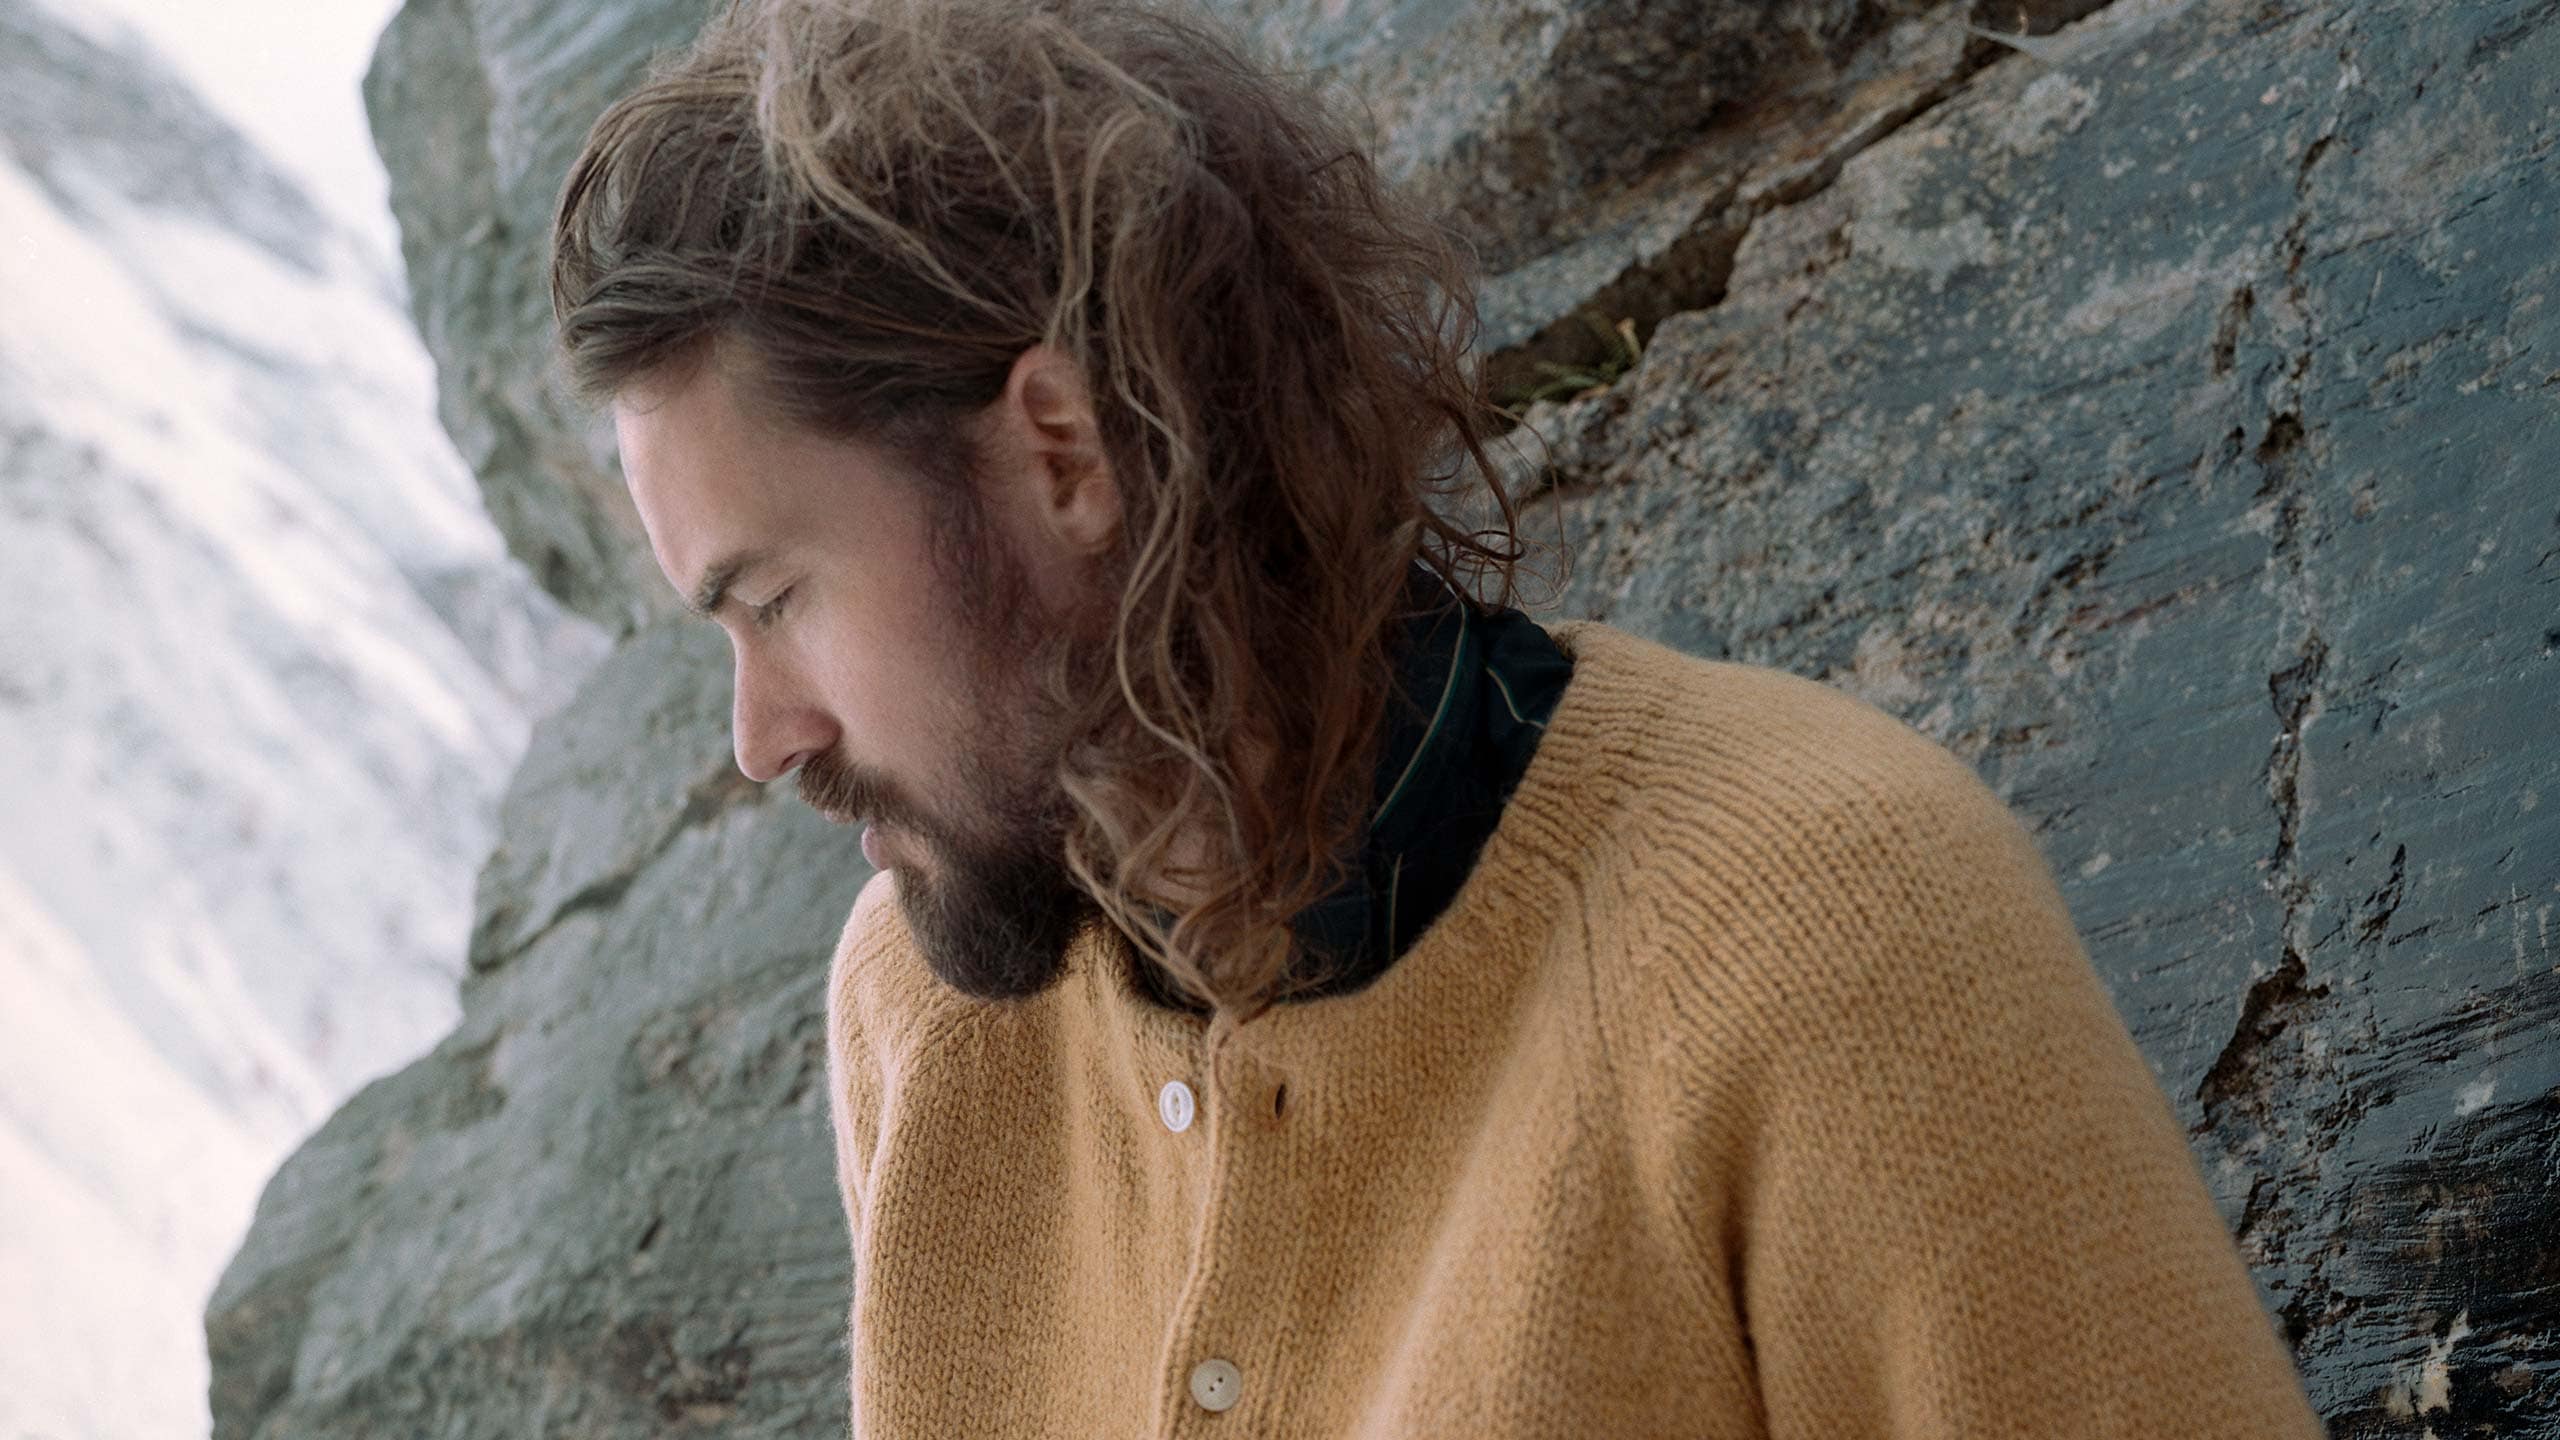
[1158,1079,1195,1133]
[1188,1356,1242,1412]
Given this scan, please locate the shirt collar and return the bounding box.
[1282,564,1566,1000]
[1121,564,1571,1014]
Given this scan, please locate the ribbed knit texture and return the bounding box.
[822,620,2328,1439]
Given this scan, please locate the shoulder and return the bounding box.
[824,868,955,1087]
[1546,622,2086,1066]
[1545,621,2030,890]
[1549,620,1963,777]
[1551,627,2150,1220]
[829,867,900,1014]
[1546,634,2322,1438]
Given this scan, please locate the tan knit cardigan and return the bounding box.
[822,620,2328,1439]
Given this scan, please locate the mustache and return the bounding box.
[796,747,906,826]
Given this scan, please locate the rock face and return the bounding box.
[209,622,864,1437]
[359,0,713,632]
[0,0,600,1435]
[211,0,2558,1435]
[1514,0,2560,1426]
[364,0,2116,631]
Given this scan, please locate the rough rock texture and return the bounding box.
[1215,0,2122,382]
[212,0,2558,1435]
[361,0,714,632]
[209,622,862,1436]
[1516,0,2560,1428]
[363,0,2114,630]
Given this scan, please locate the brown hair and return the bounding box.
[549,0,1546,1021]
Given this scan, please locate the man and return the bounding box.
[550,0,2330,1435]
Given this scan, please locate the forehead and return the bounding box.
[612,356,896,602]
[614,357,780,576]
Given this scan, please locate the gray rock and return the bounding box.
[209,621,871,1436]
[1523,0,2560,1426]
[361,0,710,633]
[365,0,2116,628]
[217,0,2559,1434]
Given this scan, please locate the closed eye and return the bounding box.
[747,584,794,632]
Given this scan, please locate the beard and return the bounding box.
[794,493,1106,1003]
[799,731,1097,1003]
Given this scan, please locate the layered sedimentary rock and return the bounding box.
[1513,2,2560,1427]
[362,0,2116,632]
[210,0,2560,1434]
[209,622,861,1436]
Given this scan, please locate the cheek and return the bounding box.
[805,523,1021,778]
[811,616,981,767]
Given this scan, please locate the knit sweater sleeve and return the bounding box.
[1641,719,2327,1439]
[823,871,896,1265]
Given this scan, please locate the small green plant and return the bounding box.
[1499,312,1644,411]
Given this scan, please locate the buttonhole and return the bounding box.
[1271,1082,1288,1119]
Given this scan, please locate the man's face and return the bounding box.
[614,352,1102,1001]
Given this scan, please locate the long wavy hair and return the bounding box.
[549,0,1544,1021]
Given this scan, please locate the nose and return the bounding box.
[730,644,835,783]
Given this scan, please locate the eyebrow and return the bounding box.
[686,548,775,619]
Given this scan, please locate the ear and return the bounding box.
[998,343,1120,553]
